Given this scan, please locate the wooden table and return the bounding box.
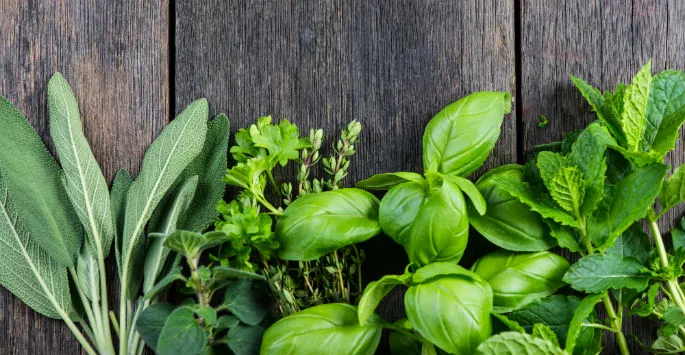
[1,1,683,354]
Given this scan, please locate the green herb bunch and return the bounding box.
[0,73,234,355]
[214,116,366,316]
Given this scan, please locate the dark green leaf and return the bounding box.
[210,266,265,290]
[144,266,186,300]
[545,220,581,252]
[136,303,175,352]
[389,331,422,355]
[224,279,267,326]
[163,230,226,257]
[215,315,239,331]
[605,223,651,264]
[157,306,209,355]
[661,164,685,212]
[651,105,685,157]
[672,218,685,251]
[563,254,650,292]
[356,172,425,190]
[565,293,605,354]
[643,70,685,151]
[492,313,525,333]
[226,324,264,355]
[476,332,565,355]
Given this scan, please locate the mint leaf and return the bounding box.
[642,70,685,151]
[549,167,585,214]
[536,151,570,189]
[532,323,560,347]
[672,218,685,251]
[571,75,625,145]
[563,254,650,293]
[605,223,651,264]
[546,220,581,252]
[651,104,685,157]
[588,163,669,248]
[476,332,565,355]
[660,164,685,212]
[621,61,653,150]
[652,334,685,354]
[565,293,605,354]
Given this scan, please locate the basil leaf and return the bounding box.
[563,254,650,293]
[226,324,264,355]
[261,303,382,355]
[471,250,569,312]
[405,267,492,355]
[356,172,424,190]
[48,73,114,259]
[470,165,556,252]
[0,176,72,319]
[476,332,565,355]
[422,91,511,177]
[157,306,209,355]
[565,293,605,354]
[121,99,208,298]
[276,188,380,261]
[0,94,82,266]
[379,181,425,245]
[358,274,409,325]
[136,303,175,352]
[587,163,668,248]
[224,279,268,326]
[448,175,487,215]
[621,61,653,151]
[643,70,685,151]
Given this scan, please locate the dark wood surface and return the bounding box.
[0,0,683,354]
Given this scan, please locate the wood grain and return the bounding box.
[520,0,685,353]
[176,0,515,352]
[0,0,169,354]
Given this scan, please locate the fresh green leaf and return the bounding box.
[110,169,132,272]
[389,331,422,355]
[276,188,380,261]
[545,220,581,252]
[226,324,265,355]
[571,75,625,145]
[356,172,425,190]
[358,274,409,325]
[422,91,511,177]
[224,279,268,326]
[532,323,559,347]
[643,70,685,151]
[661,164,685,212]
[621,61,652,150]
[492,313,525,333]
[605,223,651,264]
[215,315,239,331]
[563,254,650,292]
[536,151,571,189]
[164,230,226,258]
[0,177,72,318]
[447,175,487,215]
[470,165,557,252]
[0,95,82,266]
[565,293,605,354]
[48,72,114,259]
[476,331,565,355]
[210,266,266,290]
[136,303,175,352]
[156,306,209,355]
[76,245,98,301]
[549,167,585,214]
[652,334,685,354]
[672,218,685,251]
[120,99,208,298]
[194,305,217,326]
[651,104,685,157]
[144,266,186,300]
[260,303,382,355]
[251,117,310,167]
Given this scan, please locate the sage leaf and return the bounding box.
[661,164,685,212]
[224,279,268,326]
[120,99,208,298]
[111,169,132,273]
[470,165,556,252]
[276,188,381,261]
[226,324,265,355]
[0,177,72,318]
[563,254,650,293]
[643,70,685,151]
[76,245,99,302]
[357,274,409,325]
[144,176,198,294]
[0,95,82,266]
[356,172,425,190]
[476,332,565,355]
[48,73,114,258]
[422,91,511,177]
[621,61,652,150]
[143,266,186,301]
[136,303,175,352]
[156,306,209,355]
[260,303,382,355]
[565,293,605,354]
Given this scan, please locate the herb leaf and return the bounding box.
[156,306,209,355]
[476,332,565,355]
[549,167,585,214]
[562,254,650,293]
[356,172,424,191]
[621,61,652,151]
[661,164,685,212]
[643,70,685,151]
[565,293,605,354]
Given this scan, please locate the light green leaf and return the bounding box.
[621,61,652,150]
[532,323,559,347]
[643,70,685,151]
[476,332,565,355]
[571,75,625,145]
[447,175,487,215]
[156,306,209,355]
[423,91,511,177]
[144,176,198,294]
[0,95,82,266]
[76,245,99,302]
[358,274,410,325]
[568,123,615,215]
[537,151,571,189]
[120,99,208,298]
[110,169,132,274]
[224,279,268,326]
[651,104,685,157]
[661,164,685,212]
[0,177,72,319]
[549,167,585,214]
[356,172,425,191]
[144,266,186,300]
[136,303,175,352]
[563,254,650,293]
[565,293,605,354]
[652,334,685,354]
[251,117,310,167]
[163,230,226,257]
[48,73,114,260]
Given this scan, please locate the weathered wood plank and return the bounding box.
[176,0,515,352]
[0,1,169,354]
[520,0,685,352]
